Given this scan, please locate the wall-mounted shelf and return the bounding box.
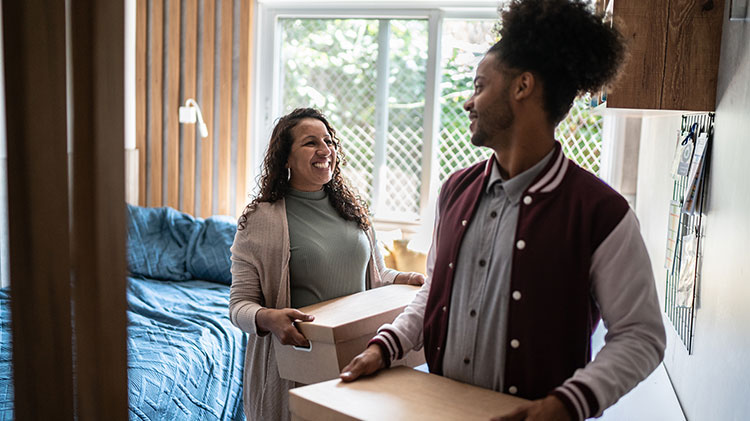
[607,0,725,111]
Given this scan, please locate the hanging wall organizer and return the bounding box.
[663,113,713,354]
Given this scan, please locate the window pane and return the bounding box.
[280,18,379,200]
[384,19,428,219]
[438,20,496,184]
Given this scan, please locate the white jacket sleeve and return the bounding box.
[370,207,440,362]
[552,209,666,420]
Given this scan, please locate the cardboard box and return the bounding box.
[289,366,529,420]
[274,284,425,384]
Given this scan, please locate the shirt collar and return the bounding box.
[486,147,557,204]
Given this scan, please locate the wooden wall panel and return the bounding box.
[166,0,181,208]
[200,0,216,218]
[236,0,254,217]
[217,0,234,216]
[661,0,724,111]
[136,0,254,217]
[183,0,198,214]
[3,1,74,418]
[69,0,129,419]
[136,0,148,206]
[149,0,164,206]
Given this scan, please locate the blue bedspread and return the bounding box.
[0,278,246,420]
[1,205,247,419]
[127,276,245,420]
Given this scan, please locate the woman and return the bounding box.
[229,108,424,420]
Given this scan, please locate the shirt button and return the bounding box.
[523,195,533,205]
[490,211,498,218]
[478,259,486,267]
[508,386,518,395]
[437,346,441,352]
[469,309,477,317]
[461,219,468,226]
[510,339,520,349]
[448,262,454,269]
[512,291,522,301]
[442,306,447,312]
[516,240,526,250]
[463,358,470,364]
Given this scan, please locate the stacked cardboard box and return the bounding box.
[289,366,529,420]
[274,284,425,385]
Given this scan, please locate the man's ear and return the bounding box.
[513,71,536,101]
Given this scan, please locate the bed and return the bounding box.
[0,205,246,420]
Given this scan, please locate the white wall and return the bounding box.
[634,9,750,420]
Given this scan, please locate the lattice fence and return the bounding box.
[556,94,603,175]
[280,18,604,218]
[281,18,379,200]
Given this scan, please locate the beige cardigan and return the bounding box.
[229,199,397,421]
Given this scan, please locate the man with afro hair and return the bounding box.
[342,1,666,420]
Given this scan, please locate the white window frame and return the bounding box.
[252,1,498,227]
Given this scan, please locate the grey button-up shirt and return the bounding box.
[442,149,554,391]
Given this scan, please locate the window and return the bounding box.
[254,3,605,225]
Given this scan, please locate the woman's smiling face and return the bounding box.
[286,118,337,192]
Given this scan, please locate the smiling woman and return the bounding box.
[286,118,338,192]
[229,107,425,420]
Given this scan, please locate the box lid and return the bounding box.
[289,366,529,420]
[295,284,420,343]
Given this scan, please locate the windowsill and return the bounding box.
[373,216,422,238]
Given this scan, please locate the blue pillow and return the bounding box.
[127,204,237,284]
[186,215,236,285]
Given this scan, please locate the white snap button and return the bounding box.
[510,339,520,348]
[461,219,467,226]
[437,346,441,352]
[508,386,518,394]
[523,195,532,205]
[442,306,447,312]
[448,262,454,269]
[516,240,526,250]
[512,291,522,301]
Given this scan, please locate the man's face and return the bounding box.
[463,53,515,148]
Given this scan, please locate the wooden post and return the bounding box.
[3,0,74,418]
[69,0,129,419]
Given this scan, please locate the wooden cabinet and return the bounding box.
[607,0,725,111]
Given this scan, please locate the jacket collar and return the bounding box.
[482,141,568,196]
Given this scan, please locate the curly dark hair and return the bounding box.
[237,108,371,231]
[489,0,627,124]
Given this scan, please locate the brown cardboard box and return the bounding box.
[274,284,425,384]
[289,366,529,420]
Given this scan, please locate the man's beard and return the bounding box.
[470,106,514,148]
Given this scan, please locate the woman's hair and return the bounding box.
[488,0,627,124]
[237,108,371,231]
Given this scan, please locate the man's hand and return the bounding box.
[491,395,572,421]
[339,344,386,382]
[394,271,426,286]
[255,308,314,347]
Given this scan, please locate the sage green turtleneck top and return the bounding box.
[285,188,370,308]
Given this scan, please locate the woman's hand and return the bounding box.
[394,271,426,286]
[255,308,314,347]
[340,344,386,382]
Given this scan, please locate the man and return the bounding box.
[340,1,666,420]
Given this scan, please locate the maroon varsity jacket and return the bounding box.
[423,142,630,405]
